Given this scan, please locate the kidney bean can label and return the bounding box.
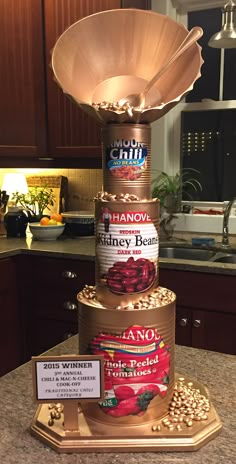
[96,203,159,298]
[90,325,170,417]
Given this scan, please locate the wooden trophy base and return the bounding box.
[31,375,222,454]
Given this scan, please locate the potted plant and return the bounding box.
[152,168,202,213]
[12,186,55,221]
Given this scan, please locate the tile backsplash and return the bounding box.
[0,168,103,213]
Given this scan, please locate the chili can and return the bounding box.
[102,124,151,198]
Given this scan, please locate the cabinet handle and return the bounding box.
[62,270,78,279]
[63,301,78,311]
[193,319,201,328]
[63,333,73,340]
[178,318,188,327]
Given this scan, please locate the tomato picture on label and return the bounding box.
[90,325,170,417]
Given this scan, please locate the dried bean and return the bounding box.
[121,268,138,278]
[107,280,124,292]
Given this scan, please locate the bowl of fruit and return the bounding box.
[29,214,65,241]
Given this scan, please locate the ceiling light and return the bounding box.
[208,1,236,48]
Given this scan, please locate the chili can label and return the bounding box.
[90,325,170,417]
[102,124,151,198]
[105,138,148,181]
[95,201,159,307]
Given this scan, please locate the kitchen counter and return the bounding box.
[0,235,96,261]
[0,336,235,464]
[1,236,236,275]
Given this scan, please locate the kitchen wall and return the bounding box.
[0,168,103,213]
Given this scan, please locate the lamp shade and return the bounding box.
[1,173,28,197]
[52,8,203,124]
[208,1,236,48]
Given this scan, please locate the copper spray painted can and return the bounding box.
[102,124,151,198]
[78,291,176,430]
[95,199,160,308]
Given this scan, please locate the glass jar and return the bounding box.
[4,207,28,238]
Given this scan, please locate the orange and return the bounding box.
[50,213,63,223]
[40,216,50,226]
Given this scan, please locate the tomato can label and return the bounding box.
[95,200,159,307]
[90,325,170,417]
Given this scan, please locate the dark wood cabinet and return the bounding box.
[44,0,121,162]
[0,258,24,376]
[27,256,95,356]
[159,268,236,355]
[1,250,235,376]
[0,0,149,168]
[0,0,47,160]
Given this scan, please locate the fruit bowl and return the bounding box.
[29,222,65,241]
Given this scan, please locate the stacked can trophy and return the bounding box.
[78,120,176,430]
[30,9,222,452]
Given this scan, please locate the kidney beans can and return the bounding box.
[78,291,176,429]
[102,124,151,198]
[95,199,160,308]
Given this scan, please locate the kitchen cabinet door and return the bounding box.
[191,309,236,354]
[44,0,121,162]
[159,268,236,354]
[0,0,150,167]
[0,258,24,376]
[175,306,192,347]
[28,256,95,357]
[30,319,78,357]
[175,306,236,354]
[0,0,47,160]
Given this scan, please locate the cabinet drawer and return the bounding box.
[160,269,236,313]
[33,257,95,292]
[30,319,78,356]
[34,290,79,321]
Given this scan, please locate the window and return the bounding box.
[178,7,236,201]
[182,109,236,201]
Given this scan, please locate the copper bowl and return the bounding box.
[51,8,203,124]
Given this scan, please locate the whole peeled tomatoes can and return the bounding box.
[78,291,176,427]
[95,199,159,308]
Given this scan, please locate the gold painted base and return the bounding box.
[30,376,222,454]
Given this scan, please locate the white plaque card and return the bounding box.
[32,355,104,403]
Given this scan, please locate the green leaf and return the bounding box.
[12,185,56,216]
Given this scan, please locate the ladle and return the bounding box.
[118,26,203,109]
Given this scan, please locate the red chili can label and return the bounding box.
[90,325,170,417]
[95,200,159,307]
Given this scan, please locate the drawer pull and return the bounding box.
[63,333,73,340]
[62,270,78,279]
[193,319,201,328]
[178,318,188,327]
[63,301,78,311]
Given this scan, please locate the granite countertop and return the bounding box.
[1,235,236,275]
[0,235,96,261]
[0,336,235,464]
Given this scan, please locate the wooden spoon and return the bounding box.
[118,26,203,109]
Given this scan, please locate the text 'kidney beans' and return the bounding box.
[107,257,155,294]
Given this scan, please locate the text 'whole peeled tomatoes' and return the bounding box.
[90,325,170,417]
